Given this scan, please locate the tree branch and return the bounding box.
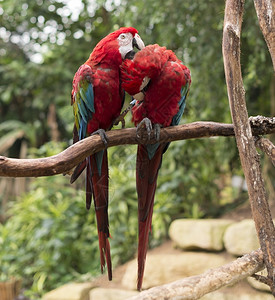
[0,119,274,178]
[253,0,275,69]
[223,0,275,294]
[127,249,264,300]
[255,136,275,166]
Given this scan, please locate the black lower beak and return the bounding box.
[132,37,141,50]
[125,50,136,60]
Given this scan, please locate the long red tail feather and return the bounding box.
[89,150,112,280]
[136,144,164,290]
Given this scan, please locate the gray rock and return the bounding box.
[200,291,229,300]
[247,269,271,293]
[42,282,93,300]
[201,290,274,300]
[122,252,230,290]
[223,219,259,256]
[89,288,138,300]
[169,219,234,251]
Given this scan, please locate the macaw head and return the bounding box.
[88,27,145,66]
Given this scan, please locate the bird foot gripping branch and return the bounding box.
[136,117,153,142]
[90,129,109,147]
[136,118,162,143]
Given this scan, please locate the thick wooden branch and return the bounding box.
[253,0,275,69]
[223,0,275,294]
[127,249,264,300]
[0,119,274,178]
[255,136,275,166]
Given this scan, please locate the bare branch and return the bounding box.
[127,249,264,300]
[223,0,275,294]
[253,0,275,69]
[255,136,275,166]
[0,119,274,178]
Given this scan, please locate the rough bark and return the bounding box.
[127,249,264,300]
[223,0,275,294]
[253,0,275,69]
[0,119,274,178]
[255,136,275,166]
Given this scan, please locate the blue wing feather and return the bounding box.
[73,80,95,140]
[77,101,88,123]
[171,82,189,126]
[95,150,104,177]
[79,119,87,140]
[86,84,95,113]
[146,143,160,161]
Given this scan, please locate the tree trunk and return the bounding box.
[223,0,275,294]
[253,0,275,69]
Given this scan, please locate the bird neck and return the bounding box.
[86,42,123,68]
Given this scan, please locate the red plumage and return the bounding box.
[71,27,142,281]
[121,44,191,127]
[121,44,191,290]
[136,143,165,290]
[87,27,138,67]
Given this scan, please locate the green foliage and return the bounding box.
[0,0,115,153]
[2,139,231,298]
[157,136,239,219]
[0,0,274,297]
[0,176,98,297]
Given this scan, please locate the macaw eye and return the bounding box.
[120,34,126,39]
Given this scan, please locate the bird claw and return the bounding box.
[112,102,136,129]
[112,114,126,129]
[91,129,108,147]
[136,117,153,142]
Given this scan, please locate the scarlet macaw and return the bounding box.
[121,44,191,290]
[70,27,144,281]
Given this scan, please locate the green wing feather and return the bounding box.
[72,78,95,140]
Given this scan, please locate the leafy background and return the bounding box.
[0,0,274,298]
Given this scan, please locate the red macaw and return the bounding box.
[70,27,144,281]
[121,44,191,290]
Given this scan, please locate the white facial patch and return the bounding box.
[117,32,135,59]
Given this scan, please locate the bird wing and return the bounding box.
[71,64,95,141]
[171,77,191,126]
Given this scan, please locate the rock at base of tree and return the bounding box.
[223,219,259,256]
[201,290,274,300]
[247,269,271,293]
[42,282,93,300]
[169,219,234,251]
[89,288,138,300]
[122,252,230,290]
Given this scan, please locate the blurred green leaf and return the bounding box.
[0,0,274,298]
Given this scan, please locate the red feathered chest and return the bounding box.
[122,45,190,127]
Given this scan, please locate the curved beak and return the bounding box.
[124,33,145,60]
[133,33,145,50]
